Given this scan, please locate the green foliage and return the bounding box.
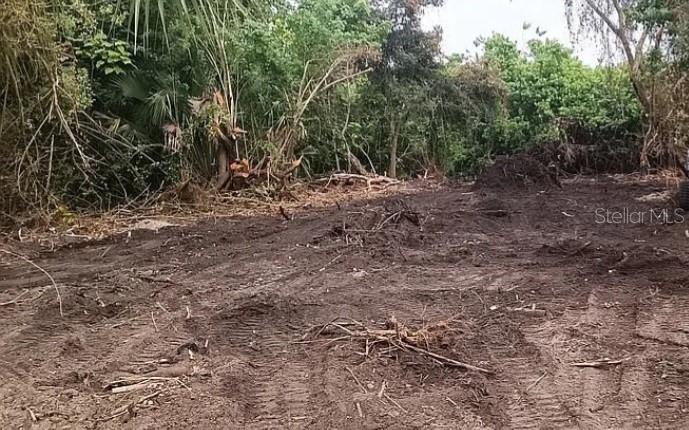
[630,0,674,26]
[56,0,133,75]
[75,34,133,76]
[482,35,642,158]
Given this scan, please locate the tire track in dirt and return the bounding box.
[4,319,69,358]
[0,236,181,290]
[241,359,318,429]
[633,295,689,427]
[572,288,641,429]
[213,314,269,351]
[636,296,689,347]
[504,285,660,429]
[494,286,639,429]
[493,353,575,429]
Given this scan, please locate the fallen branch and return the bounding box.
[279,206,292,221]
[517,371,548,402]
[329,203,424,247]
[400,342,492,374]
[151,311,158,333]
[345,366,368,394]
[104,376,182,391]
[384,392,407,414]
[480,210,510,218]
[526,371,548,391]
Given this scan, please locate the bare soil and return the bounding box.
[2,175,689,429]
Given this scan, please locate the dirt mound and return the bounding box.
[475,154,560,189]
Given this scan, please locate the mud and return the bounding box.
[2,175,689,429]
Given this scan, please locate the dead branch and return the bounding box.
[384,392,407,414]
[508,307,547,317]
[328,202,424,247]
[400,342,493,374]
[345,366,368,394]
[111,382,154,394]
[104,376,182,391]
[568,241,592,256]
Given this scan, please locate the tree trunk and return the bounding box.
[389,118,400,179]
[216,140,230,189]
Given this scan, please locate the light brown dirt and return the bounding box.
[2,175,689,429]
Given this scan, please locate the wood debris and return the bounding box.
[308,317,493,375]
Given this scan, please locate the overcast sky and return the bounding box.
[422,0,602,65]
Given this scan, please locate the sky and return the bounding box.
[421,0,602,65]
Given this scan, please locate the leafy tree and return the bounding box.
[565,0,674,169]
[481,34,641,170]
[368,0,444,178]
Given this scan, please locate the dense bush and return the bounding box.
[481,35,642,170]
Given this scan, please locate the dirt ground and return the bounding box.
[2,175,689,429]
